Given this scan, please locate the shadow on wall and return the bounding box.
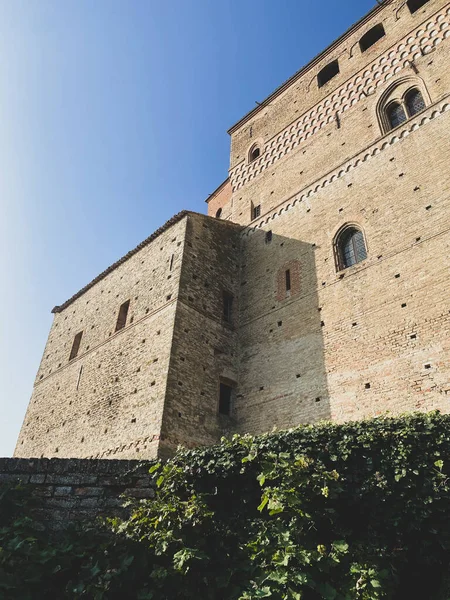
[235,229,330,434]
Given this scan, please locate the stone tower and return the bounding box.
[16,0,450,460]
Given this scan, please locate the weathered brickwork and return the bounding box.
[0,457,154,528]
[14,0,450,460]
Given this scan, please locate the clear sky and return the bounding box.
[0,0,376,457]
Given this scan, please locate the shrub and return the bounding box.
[2,412,450,599]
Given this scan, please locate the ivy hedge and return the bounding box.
[1,411,450,599]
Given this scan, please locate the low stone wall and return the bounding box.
[0,457,154,528]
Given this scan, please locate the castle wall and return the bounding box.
[236,98,450,434]
[15,217,190,460]
[159,214,242,457]
[228,0,450,225]
[205,178,233,220]
[14,0,450,460]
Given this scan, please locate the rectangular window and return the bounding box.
[219,382,232,416]
[69,331,83,361]
[252,204,261,220]
[265,230,272,244]
[223,292,233,323]
[407,0,429,13]
[317,59,340,88]
[285,269,291,292]
[115,300,130,332]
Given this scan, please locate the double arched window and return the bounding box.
[335,226,368,270]
[376,78,429,134]
[385,87,426,131]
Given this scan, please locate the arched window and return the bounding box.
[336,227,367,270]
[249,144,260,162]
[359,24,385,53]
[386,102,407,129]
[377,78,430,134]
[215,208,222,219]
[405,88,425,117]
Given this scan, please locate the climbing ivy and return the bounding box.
[1,411,450,599]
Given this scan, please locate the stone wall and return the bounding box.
[15,215,190,460]
[160,213,242,457]
[0,457,154,528]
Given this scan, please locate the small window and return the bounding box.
[405,88,425,117]
[115,300,130,332]
[359,24,385,52]
[265,230,272,244]
[386,102,407,130]
[317,60,340,88]
[219,382,232,415]
[337,227,367,270]
[215,208,222,219]
[407,0,430,14]
[249,144,260,162]
[252,204,261,220]
[285,269,291,292]
[223,292,233,323]
[69,331,83,361]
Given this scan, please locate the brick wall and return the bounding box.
[14,0,450,461]
[15,217,190,460]
[0,457,154,529]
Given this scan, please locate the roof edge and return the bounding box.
[51,210,193,314]
[227,0,393,135]
[52,210,242,314]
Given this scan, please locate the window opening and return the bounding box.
[115,300,130,332]
[386,102,407,129]
[169,254,174,271]
[69,331,83,361]
[265,230,272,244]
[219,382,232,416]
[285,269,291,292]
[338,228,367,269]
[252,204,261,220]
[359,24,385,52]
[317,60,340,88]
[215,208,222,219]
[405,88,425,117]
[249,145,260,162]
[223,292,233,323]
[407,0,430,13]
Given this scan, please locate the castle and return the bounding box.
[15,0,450,460]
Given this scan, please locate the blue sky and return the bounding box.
[0,0,376,457]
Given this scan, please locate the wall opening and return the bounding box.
[115,300,130,332]
[223,291,234,323]
[285,269,291,293]
[359,24,385,52]
[252,203,261,220]
[249,144,261,163]
[317,60,339,88]
[407,0,430,13]
[69,331,83,361]
[219,382,233,416]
